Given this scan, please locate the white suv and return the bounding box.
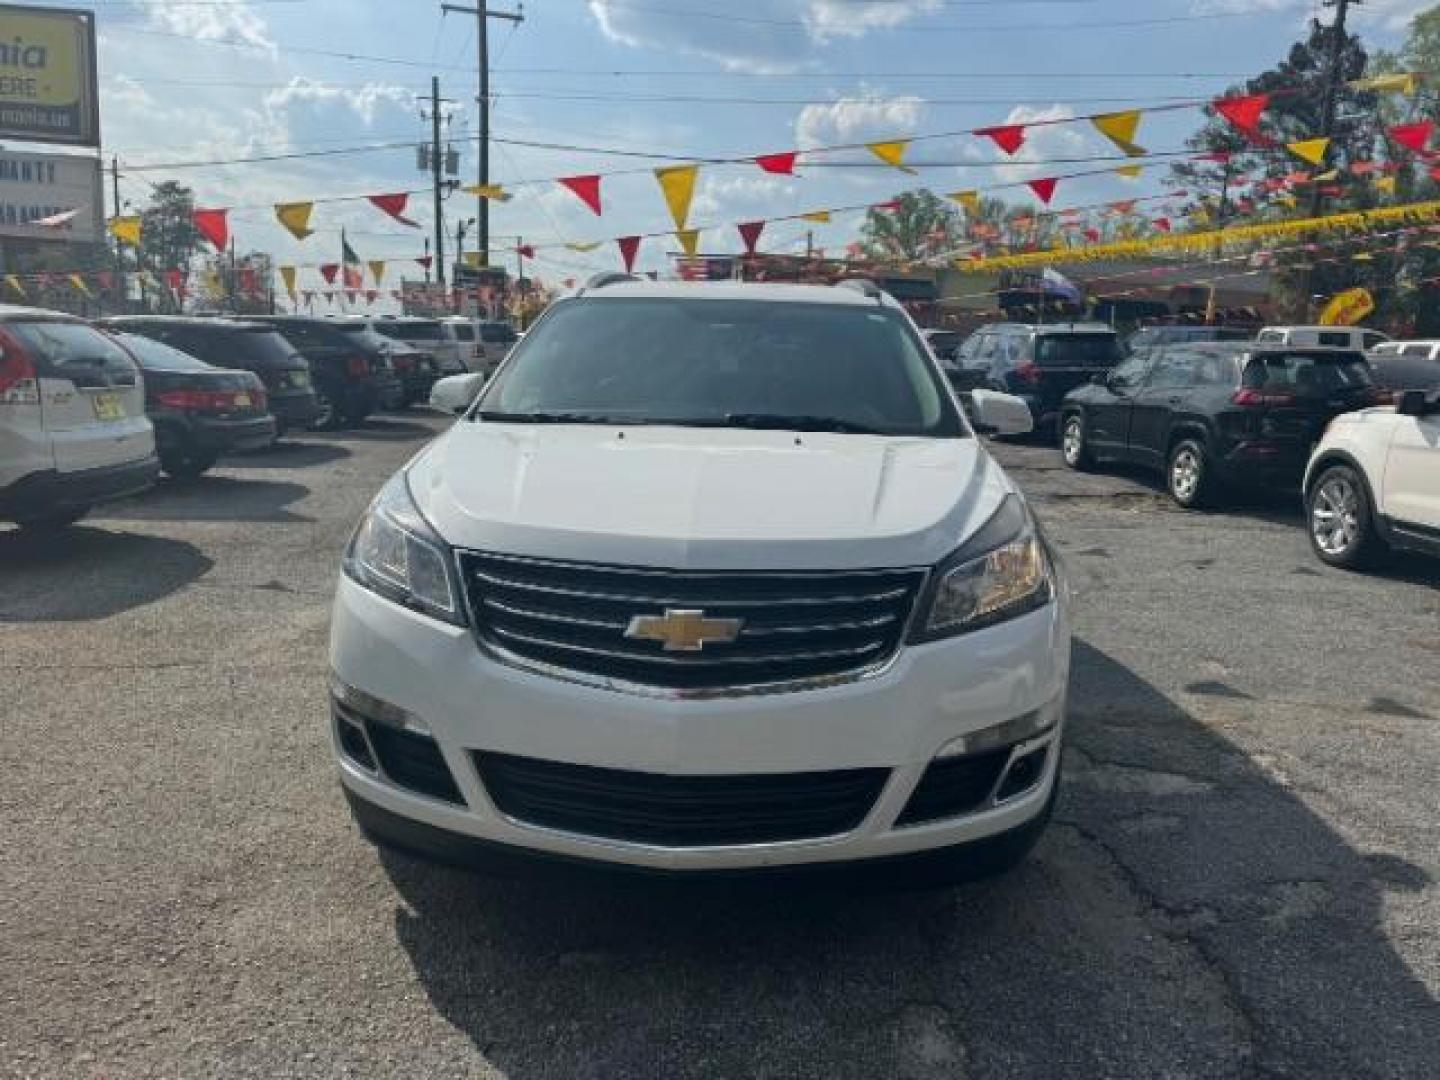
[329,279,1069,879]
[0,307,158,530]
[1304,390,1440,568]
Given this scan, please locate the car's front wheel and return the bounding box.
[1060,412,1094,470]
[1307,464,1382,569]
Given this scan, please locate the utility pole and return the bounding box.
[109,156,122,313]
[441,0,524,268]
[428,76,447,292]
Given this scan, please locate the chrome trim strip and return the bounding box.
[491,624,886,667]
[468,568,912,608]
[484,596,897,638]
[467,548,918,581]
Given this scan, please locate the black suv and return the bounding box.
[954,322,1124,428]
[1058,342,1386,507]
[99,316,322,435]
[248,316,403,429]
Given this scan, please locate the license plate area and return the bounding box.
[92,392,124,421]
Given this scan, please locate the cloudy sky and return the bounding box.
[72,0,1434,293]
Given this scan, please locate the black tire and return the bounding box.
[1166,437,1218,509]
[14,506,89,531]
[161,448,218,481]
[309,383,344,432]
[1306,464,1383,569]
[1059,411,1095,471]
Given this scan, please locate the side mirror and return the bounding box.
[969,389,1035,436]
[429,372,486,416]
[1396,389,1440,417]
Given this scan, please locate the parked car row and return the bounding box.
[1,303,520,532]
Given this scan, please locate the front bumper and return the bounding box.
[328,574,1070,871]
[0,454,160,519]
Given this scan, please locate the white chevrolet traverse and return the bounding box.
[329,278,1070,879]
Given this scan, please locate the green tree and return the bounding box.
[860,191,963,261]
[139,181,202,278]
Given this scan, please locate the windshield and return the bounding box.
[337,324,400,350]
[1242,351,1374,397]
[114,332,212,372]
[481,322,517,343]
[1034,334,1123,368]
[8,319,137,378]
[479,297,963,436]
[450,323,475,341]
[386,321,443,341]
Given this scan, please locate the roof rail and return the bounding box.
[578,271,639,294]
[835,278,884,300]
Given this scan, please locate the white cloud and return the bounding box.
[133,0,276,55]
[262,78,414,128]
[804,0,939,40]
[795,89,924,150]
[1193,0,1428,31]
[958,103,1097,187]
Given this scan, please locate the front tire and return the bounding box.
[1060,412,1094,470]
[1307,465,1382,569]
[1167,438,1216,509]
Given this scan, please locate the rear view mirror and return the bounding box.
[1396,389,1440,417]
[429,373,486,416]
[969,389,1035,436]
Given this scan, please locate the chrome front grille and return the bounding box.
[458,550,926,693]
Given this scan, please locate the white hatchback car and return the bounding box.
[0,306,158,531]
[1304,389,1440,568]
[330,278,1070,880]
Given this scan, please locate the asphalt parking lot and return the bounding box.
[3,415,1437,1079]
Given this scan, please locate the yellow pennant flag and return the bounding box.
[1114,164,1144,179]
[1091,110,1146,156]
[1275,194,1299,208]
[675,228,700,257]
[867,140,914,173]
[1311,168,1340,182]
[1350,73,1420,95]
[801,210,832,224]
[1287,138,1331,166]
[279,265,297,298]
[68,273,91,297]
[463,184,511,202]
[368,259,386,285]
[4,274,25,297]
[565,241,602,252]
[1375,175,1397,195]
[275,202,315,241]
[947,190,981,214]
[108,215,141,246]
[654,165,699,230]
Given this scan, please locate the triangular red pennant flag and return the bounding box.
[1154,217,1171,232]
[319,263,339,285]
[1213,94,1269,142]
[737,220,765,255]
[165,269,183,290]
[367,193,419,227]
[365,289,378,304]
[96,271,113,290]
[559,175,602,215]
[415,255,433,270]
[192,208,228,251]
[517,244,535,259]
[872,200,902,213]
[1195,150,1233,164]
[1389,120,1434,153]
[240,267,258,295]
[976,124,1026,155]
[1026,177,1058,205]
[617,235,641,272]
[755,151,798,175]
[1083,228,1101,243]
[344,289,357,304]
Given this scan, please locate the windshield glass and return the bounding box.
[450,323,475,341]
[481,322,517,343]
[113,332,212,372]
[387,321,443,340]
[1034,334,1123,367]
[1242,351,1374,397]
[8,320,136,377]
[479,297,963,436]
[337,324,399,350]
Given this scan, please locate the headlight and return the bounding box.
[912,495,1054,642]
[343,472,463,625]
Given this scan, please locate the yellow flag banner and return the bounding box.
[108,215,142,246]
[1090,110,1146,156]
[1287,137,1330,166]
[1114,164,1145,179]
[275,202,315,241]
[1375,175,1398,195]
[1350,73,1421,96]
[463,184,511,202]
[867,140,914,173]
[954,198,1440,273]
[565,241,602,252]
[368,259,385,285]
[4,274,25,296]
[1319,287,1375,326]
[801,210,832,224]
[947,190,981,214]
[279,265,297,298]
[68,273,91,297]
[675,228,700,257]
[654,165,699,230]
[1311,168,1340,182]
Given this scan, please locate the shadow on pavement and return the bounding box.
[326,416,439,442]
[91,475,312,524]
[378,639,1436,1079]
[0,526,212,621]
[225,440,352,469]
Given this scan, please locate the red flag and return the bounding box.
[517,244,535,259]
[872,200,902,213]
[96,271,113,290]
[165,269,183,290]
[737,220,765,255]
[367,193,419,227]
[1195,150,1233,164]
[562,277,576,289]
[617,235,641,272]
[365,289,378,304]
[192,208,229,251]
[319,264,339,285]
[1389,120,1434,154]
[1154,217,1172,233]
[559,175,602,215]
[1213,94,1269,142]
[1083,228,1101,243]
[415,255,433,270]
[1026,177,1058,205]
[755,151,798,175]
[976,124,1026,155]
[1109,199,1136,214]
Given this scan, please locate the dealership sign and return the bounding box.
[0,150,102,242]
[0,4,99,146]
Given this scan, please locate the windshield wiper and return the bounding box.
[719,413,888,435]
[476,410,640,425]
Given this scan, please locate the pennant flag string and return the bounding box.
[558,175,603,216]
[654,165,698,230]
[367,193,420,228]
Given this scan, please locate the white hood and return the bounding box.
[407,422,1014,570]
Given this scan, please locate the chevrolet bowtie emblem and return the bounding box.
[625,608,744,652]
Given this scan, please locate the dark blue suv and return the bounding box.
[954,322,1124,429]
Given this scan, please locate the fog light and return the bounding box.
[996,745,1048,802]
[936,696,1062,759]
[329,673,430,735]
